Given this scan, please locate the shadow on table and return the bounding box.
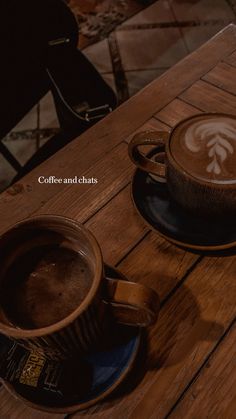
[73,276,224,417]
[181,246,236,258]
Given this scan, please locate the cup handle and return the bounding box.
[104,277,160,327]
[128,131,169,179]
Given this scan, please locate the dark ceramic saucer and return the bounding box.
[131,147,236,252]
[1,265,141,414]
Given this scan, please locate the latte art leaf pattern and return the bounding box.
[184,120,236,176]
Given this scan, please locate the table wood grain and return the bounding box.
[0,23,236,419]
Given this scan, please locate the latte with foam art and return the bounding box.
[171,115,236,184]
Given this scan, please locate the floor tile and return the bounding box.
[182,22,229,51]
[40,135,53,148]
[126,68,167,96]
[73,0,145,49]
[83,39,113,73]
[102,73,117,95]
[39,92,59,129]
[3,138,37,166]
[117,27,188,70]
[121,0,175,25]
[11,106,37,132]
[169,0,235,22]
[0,155,16,193]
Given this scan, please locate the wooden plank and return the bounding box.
[118,232,200,302]
[169,321,236,419]
[85,185,148,266]
[0,25,236,227]
[0,133,124,233]
[155,98,202,127]
[0,386,64,419]
[72,255,236,419]
[180,80,236,114]
[124,117,170,144]
[36,125,170,226]
[202,61,236,96]
[223,50,236,67]
[36,142,133,224]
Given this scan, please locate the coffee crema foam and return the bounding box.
[171,116,236,184]
[1,245,94,329]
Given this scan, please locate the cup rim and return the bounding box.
[0,214,103,339]
[167,112,236,189]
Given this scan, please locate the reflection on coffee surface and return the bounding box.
[1,245,93,329]
[171,115,236,184]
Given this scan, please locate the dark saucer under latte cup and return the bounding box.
[131,150,236,251]
[128,113,236,217]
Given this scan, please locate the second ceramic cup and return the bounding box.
[128,113,236,216]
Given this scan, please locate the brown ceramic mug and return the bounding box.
[0,215,159,360]
[128,113,236,216]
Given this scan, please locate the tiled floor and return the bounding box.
[1,0,236,192]
[69,0,150,49]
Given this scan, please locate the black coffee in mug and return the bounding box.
[1,243,94,329]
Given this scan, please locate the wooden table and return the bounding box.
[1,23,236,419]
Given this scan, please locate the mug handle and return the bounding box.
[105,277,160,327]
[128,131,169,179]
